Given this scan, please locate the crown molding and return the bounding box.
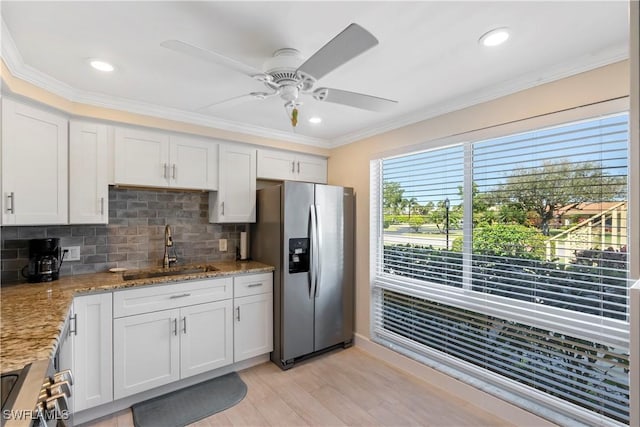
[328,45,629,148]
[0,18,330,149]
[1,14,627,151]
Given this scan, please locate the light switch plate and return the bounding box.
[219,239,227,252]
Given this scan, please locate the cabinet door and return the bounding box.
[113,309,180,399]
[69,121,109,224]
[209,144,256,223]
[234,293,273,362]
[1,98,68,225]
[296,154,328,184]
[180,300,233,378]
[256,149,295,181]
[169,135,218,190]
[114,127,170,187]
[73,293,113,411]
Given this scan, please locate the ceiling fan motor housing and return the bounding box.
[263,48,304,84]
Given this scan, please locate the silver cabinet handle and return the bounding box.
[69,314,78,336]
[297,161,300,173]
[100,197,105,215]
[221,202,225,215]
[172,164,177,180]
[182,316,187,334]
[163,163,168,179]
[291,161,295,173]
[236,307,240,321]
[247,283,263,288]
[169,293,191,299]
[6,192,14,213]
[173,318,178,336]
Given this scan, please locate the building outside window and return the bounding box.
[371,110,631,425]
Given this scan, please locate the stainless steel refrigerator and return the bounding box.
[251,181,354,369]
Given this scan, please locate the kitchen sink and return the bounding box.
[122,265,219,281]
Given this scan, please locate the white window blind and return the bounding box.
[372,112,631,426]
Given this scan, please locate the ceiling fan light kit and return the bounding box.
[162,23,398,128]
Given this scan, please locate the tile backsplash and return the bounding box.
[1,187,245,284]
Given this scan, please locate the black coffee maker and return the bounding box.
[22,238,63,283]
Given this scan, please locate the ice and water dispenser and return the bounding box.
[288,238,310,273]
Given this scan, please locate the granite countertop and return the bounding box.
[0,261,274,372]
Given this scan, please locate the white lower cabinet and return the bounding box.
[180,300,233,377]
[111,273,272,401]
[112,278,234,400]
[69,293,113,412]
[113,309,180,399]
[233,273,273,362]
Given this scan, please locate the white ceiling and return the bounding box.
[0,1,629,148]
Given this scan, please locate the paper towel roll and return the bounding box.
[240,232,247,260]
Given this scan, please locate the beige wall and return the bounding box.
[327,60,630,338]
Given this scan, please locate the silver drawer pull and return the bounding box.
[247,283,263,288]
[6,192,15,213]
[169,293,191,299]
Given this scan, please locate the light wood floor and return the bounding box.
[85,347,517,427]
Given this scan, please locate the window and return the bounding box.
[372,112,631,425]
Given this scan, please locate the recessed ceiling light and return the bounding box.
[309,117,322,124]
[479,28,510,47]
[89,60,115,72]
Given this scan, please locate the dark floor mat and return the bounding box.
[131,372,247,427]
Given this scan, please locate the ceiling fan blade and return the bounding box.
[198,91,276,113]
[296,23,378,81]
[161,39,266,78]
[313,87,397,112]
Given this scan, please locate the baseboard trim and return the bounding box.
[353,333,555,427]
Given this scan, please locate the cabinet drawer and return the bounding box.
[114,277,232,318]
[234,272,273,298]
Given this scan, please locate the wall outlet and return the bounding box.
[219,239,227,252]
[63,246,81,261]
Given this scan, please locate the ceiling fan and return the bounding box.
[161,23,397,127]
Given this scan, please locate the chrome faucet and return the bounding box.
[163,225,178,268]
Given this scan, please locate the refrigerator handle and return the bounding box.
[314,205,322,298]
[309,204,318,299]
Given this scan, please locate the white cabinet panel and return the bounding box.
[1,98,68,225]
[72,293,113,411]
[113,277,232,318]
[113,309,180,399]
[114,127,170,187]
[296,153,327,184]
[234,293,273,362]
[233,273,273,363]
[69,121,109,224]
[114,128,217,190]
[180,300,233,378]
[256,148,327,184]
[257,149,295,181]
[209,144,256,223]
[169,135,218,190]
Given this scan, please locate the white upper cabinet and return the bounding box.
[209,144,256,223]
[114,127,170,188]
[257,148,327,183]
[169,135,218,190]
[69,121,109,224]
[1,98,68,225]
[114,127,217,190]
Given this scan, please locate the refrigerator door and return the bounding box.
[281,182,316,362]
[313,185,354,351]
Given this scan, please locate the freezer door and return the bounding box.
[313,185,354,351]
[281,182,316,361]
